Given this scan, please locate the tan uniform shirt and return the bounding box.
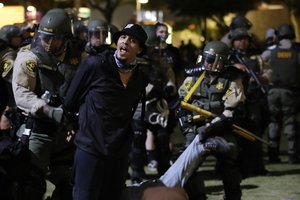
[178,75,245,119]
[12,47,46,116]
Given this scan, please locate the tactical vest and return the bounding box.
[192,75,231,115]
[31,46,64,98]
[270,43,300,88]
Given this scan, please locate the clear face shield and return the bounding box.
[88,27,111,47]
[38,31,66,56]
[196,52,226,73]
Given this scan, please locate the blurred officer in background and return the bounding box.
[228,27,270,177]
[221,15,252,46]
[263,28,278,51]
[72,19,88,55]
[0,76,8,114]
[12,8,74,200]
[266,24,300,164]
[84,18,113,56]
[19,23,35,47]
[0,24,22,135]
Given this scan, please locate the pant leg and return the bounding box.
[27,131,53,200]
[267,88,282,159]
[130,120,147,182]
[29,132,53,173]
[73,148,129,200]
[159,134,206,187]
[215,134,242,200]
[156,128,172,175]
[281,89,299,157]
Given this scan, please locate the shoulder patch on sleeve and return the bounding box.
[25,60,37,76]
[2,59,13,77]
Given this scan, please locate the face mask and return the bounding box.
[114,51,137,72]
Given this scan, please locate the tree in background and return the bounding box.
[86,0,123,24]
[165,0,260,41]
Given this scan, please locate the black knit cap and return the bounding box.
[113,23,148,49]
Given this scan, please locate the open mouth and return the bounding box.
[119,46,128,54]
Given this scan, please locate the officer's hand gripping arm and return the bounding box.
[42,105,64,123]
[176,108,194,135]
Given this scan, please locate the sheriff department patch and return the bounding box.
[25,60,37,76]
[3,60,13,74]
[216,82,224,90]
[184,80,193,91]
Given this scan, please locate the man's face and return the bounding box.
[233,37,249,52]
[40,34,64,56]
[156,25,168,43]
[116,34,142,63]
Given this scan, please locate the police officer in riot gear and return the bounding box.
[0,25,22,50]
[84,18,113,56]
[0,25,22,137]
[267,24,300,164]
[221,15,252,46]
[72,20,88,54]
[0,24,22,89]
[12,8,74,200]
[160,41,245,200]
[228,27,270,177]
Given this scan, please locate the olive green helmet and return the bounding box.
[87,19,111,45]
[197,41,229,72]
[0,25,21,43]
[229,27,252,42]
[230,15,252,30]
[277,24,295,40]
[87,19,108,32]
[38,8,72,39]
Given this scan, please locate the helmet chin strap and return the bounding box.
[113,51,137,72]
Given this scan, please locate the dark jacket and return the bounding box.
[0,76,8,113]
[64,51,149,157]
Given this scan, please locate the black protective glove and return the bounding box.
[197,117,233,142]
[42,105,64,123]
[197,125,211,143]
[176,108,193,135]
